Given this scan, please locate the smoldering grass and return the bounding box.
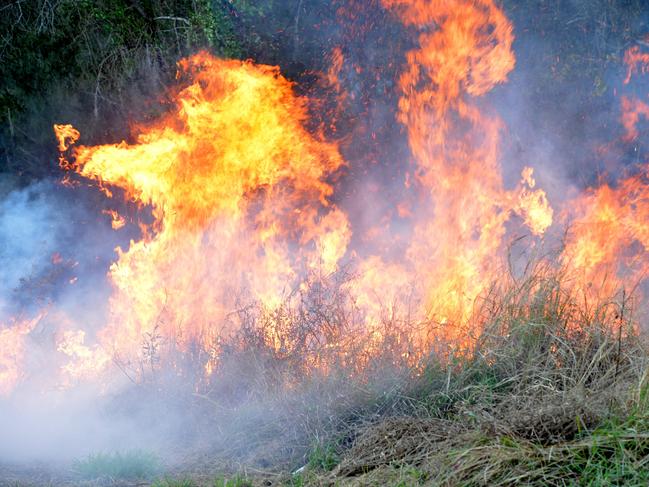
[73,449,162,480]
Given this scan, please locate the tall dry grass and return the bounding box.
[111,260,649,485]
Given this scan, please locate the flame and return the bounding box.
[55,52,351,370]
[624,43,649,85]
[516,167,554,236]
[374,0,552,342]
[562,172,649,299]
[57,329,111,385]
[4,6,649,396]
[326,47,345,92]
[621,97,649,142]
[54,124,80,152]
[0,315,43,396]
[52,0,554,378]
[102,210,127,230]
[561,44,649,299]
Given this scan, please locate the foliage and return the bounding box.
[504,0,647,92]
[307,442,341,472]
[0,0,241,176]
[2,0,647,179]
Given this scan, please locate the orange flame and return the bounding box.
[621,97,649,142]
[4,8,649,396]
[0,315,43,396]
[102,210,127,230]
[624,44,649,85]
[54,124,80,152]
[55,52,351,370]
[562,171,649,300]
[374,0,552,342]
[561,44,649,300]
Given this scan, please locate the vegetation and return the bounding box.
[2,1,649,486]
[73,449,162,480]
[1,0,646,180]
[212,474,253,487]
[284,269,649,486]
[0,0,241,177]
[152,477,200,487]
[95,265,646,486]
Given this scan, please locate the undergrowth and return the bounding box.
[100,265,649,486]
[73,449,161,480]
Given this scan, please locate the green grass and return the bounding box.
[152,478,197,487]
[212,474,253,487]
[73,449,162,480]
[307,442,341,472]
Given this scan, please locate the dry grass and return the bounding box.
[109,263,649,486]
[321,267,649,486]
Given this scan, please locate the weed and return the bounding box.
[213,474,252,487]
[152,478,198,487]
[73,449,161,480]
[308,442,341,472]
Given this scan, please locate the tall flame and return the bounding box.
[366,0,552,343]
[54,53,351,371]
[2,4,649,396]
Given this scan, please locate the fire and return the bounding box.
[102,210,126,230]
[53,124,80,152]
[57,329,111,385]
[562,173,649,299]
[55,53,351,371]
[3,4,649,395]
[369,0,552,342]
[624,42,649,85]
[0,315,42,396]
[516,167,554,237]
[621,97,649,143]
[561,44,649,301]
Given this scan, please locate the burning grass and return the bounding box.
[5,266,647,486]
[4,3,649,484]
[89,263,644,486]
[294,270,649,486]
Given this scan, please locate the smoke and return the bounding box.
[498,3,649,190]
[0,179,125,320]
[1,0,649,475]
[0,179,144,461]
[0,389,145,462]
[0,181,63,317]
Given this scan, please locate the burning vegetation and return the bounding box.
[2,0,649,485]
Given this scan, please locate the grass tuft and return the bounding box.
[73,449,162,480]
[307,442,341,472]
[212,474,253,486]
[152,478,198,487]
